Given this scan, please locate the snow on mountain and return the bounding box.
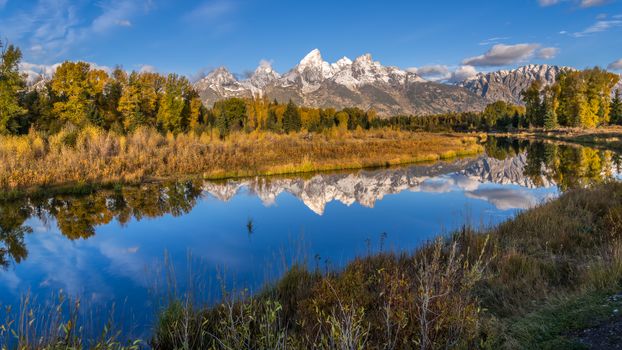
[194,49,484,115]
[247,61,281,90]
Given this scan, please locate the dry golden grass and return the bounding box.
[0,127,482,192]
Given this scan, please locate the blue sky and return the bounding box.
[1,0,621,81]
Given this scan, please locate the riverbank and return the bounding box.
[0,127,482,199]
[148,181,622,349]
[492,126,622,153]
[2,178,621,348]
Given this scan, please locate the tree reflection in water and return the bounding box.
[0,139,620,267]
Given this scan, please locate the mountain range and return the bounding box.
[193,49,622,116]
[457,64,571,105]
[194,49,487,116]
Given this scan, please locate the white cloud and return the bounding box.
[406,64,479,82]
[537,47,559,59]
[139,64,156,73]
[466,188,538,210]
[258,59,273,69]
[19,62,62,83]
[190,67,214,82]
[609,59,622,70]
[580,0,608,7]
[407,65,451,81]
[116,19,132,27]
[462,43,540,67]
[1,0,148,60]
[450,65,479,82]
[573,19,622,37]
[478,37,510,46]
[538,0,561,6]
[91,1,141,34]
[538,0,609,6]
[19,61,111,83]
[419,178,454,193]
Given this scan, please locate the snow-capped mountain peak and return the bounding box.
[194,49,488,116]
[205,67,238,86]
[333,56,353,70]
[249,61,281,89]
[353,53,374,65]
[298,48,325,68]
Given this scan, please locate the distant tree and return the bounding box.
[543,107,558,130]
[320,108,336,129]
[542,84,559,130]
[51,61,110,127]
[213,98,247,137]
[101,66,126,130]
[0,41,27,134]
[556,68,619,128]
[521,80,543,127]
[20,82,54,133]
[157,74,193,133]
[335,111,349,131]
[118,73,146,131]
[610,89,622,125]
[282,100,301,133]
[188,96,204,132]
[266,108,279,132]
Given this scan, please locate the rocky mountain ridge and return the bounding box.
[457,64,573,104]
[194,49,487,116]
[194,50,622,116]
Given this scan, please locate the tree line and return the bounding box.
[2,39,622,137]
[522,67,621,129]
[1,40,382,136]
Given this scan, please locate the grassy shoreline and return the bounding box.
[490,126,622,152]
[2,180,621,348]
[147,181,622,349]
[0,127,483,199]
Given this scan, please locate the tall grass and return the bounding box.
[0,127,482,194]
[0,292,141,350]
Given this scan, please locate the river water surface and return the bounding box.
[0,138,619,338]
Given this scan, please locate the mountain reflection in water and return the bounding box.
[0,138,619,338]
[0,139,620,268]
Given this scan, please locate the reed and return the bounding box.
[0,127,482,195]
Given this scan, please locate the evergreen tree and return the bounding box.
[266,108,278,132]
[283,100,301,133]
[611,89,622,125]
[542,84,559,130]
[213,98,247,137]
[543,106,558,130]
[0,41,27,134]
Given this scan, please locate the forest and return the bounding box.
[522,67,621,129]
[2,40,621,138]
